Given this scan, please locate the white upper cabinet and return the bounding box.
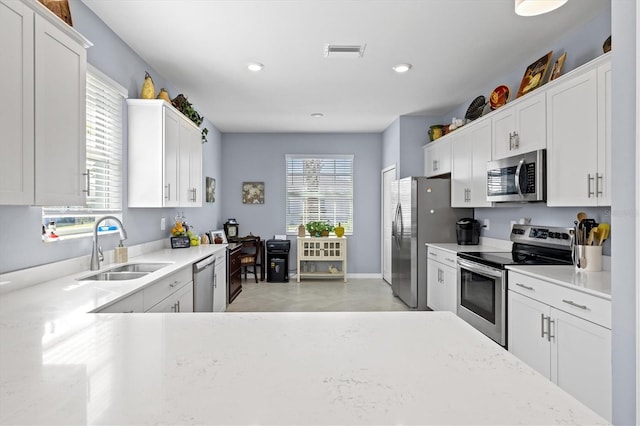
[546,55,611,207]
[179,118,203,207]
[128,99,202,208]
[423,137,451,177]
[451,120,492,207]
[491,91,546,160]
[0,0,90,206]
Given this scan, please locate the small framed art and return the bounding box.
[242,181,265,204]
[208,230,227,244]
[205,177,216,203]
[516,51,553,98]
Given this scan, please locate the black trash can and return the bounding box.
[266,239,290,282]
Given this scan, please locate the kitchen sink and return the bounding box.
[106,262,171,273]
[77,262,172,281]
[78,271,150,281]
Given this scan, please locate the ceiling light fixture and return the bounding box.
[392,63,412,73]
[247,62,264,72]
[515,0,568,16]
[311,113,324,118]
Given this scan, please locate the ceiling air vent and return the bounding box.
[324,44,366,58]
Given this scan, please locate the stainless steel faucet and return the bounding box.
[90,216,128,270]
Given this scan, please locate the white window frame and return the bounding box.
[285,154,354,235]
[42,65,127,240]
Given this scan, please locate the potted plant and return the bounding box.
[305,221,334,237]
[171,94,209,143]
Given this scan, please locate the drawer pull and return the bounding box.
[429,251,437,257]
[562,299,588,310]
[515,283,534,291]
[169,281,179,288]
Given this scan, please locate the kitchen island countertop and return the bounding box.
[0,243,608,425]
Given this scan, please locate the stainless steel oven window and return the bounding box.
[460,268,496,323]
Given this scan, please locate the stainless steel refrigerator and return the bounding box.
[391,177,472,310]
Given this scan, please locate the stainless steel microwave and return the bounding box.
[486,149,546,203]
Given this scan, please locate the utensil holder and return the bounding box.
[574,244,602,272]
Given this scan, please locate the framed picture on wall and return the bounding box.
[242,181,265,204]
[205,177,216,203]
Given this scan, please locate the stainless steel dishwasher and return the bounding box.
[193,255,215,312]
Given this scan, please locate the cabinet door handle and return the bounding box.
[587,174,595,198]
[165,183,171,200]
[176,300,181,312]
[433,159,438,171]
[515,282,534,291]
[548,318,555,341]
[191,188,197,202]
[596,174,603,197]
[562,299,588,310]
[509,131,519,150]
[82,169,91,196]
[541,314,553,341]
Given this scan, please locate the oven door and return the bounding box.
[457,258,506,346]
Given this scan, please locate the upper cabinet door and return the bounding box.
[34,15,87,206]
[491,92,546,161]
[0,1,34,205]
[546,69,599,206]
[596,61,612,206]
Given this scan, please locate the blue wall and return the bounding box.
[221,133,382,274]
[0,0,223,273]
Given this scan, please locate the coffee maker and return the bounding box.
[456,218,480,245]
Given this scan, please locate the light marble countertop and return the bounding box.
[0,311,607,425]
[0,244,608,425]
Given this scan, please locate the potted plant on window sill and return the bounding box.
[305,221,335,237]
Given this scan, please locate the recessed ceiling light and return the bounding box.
[311,113,324,118]
[515,0,568,16]
[247,62,264,72]
[392,63,412,73]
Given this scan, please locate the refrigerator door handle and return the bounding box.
[393,203,401,248]
[397,204,404,241]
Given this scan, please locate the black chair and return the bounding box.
[239,236,260,283]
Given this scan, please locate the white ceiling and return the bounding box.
[81,0,607,133]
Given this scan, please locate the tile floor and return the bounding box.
[226,277,411,312]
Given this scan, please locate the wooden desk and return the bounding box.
[229,236,265,281]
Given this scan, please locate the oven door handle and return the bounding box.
[514,158,526,200]
[457,258,504,278]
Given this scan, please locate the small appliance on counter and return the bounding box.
[456,218,480,245]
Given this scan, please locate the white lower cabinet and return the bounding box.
[94,291,144,313]
[143,266,193,313]
[426,247,457,313]
[508,272,611,421]
[146,282,193,313]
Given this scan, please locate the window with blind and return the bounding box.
[42,66,126,239]
[285,154,354,235]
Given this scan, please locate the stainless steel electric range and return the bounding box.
[456,224,574,347]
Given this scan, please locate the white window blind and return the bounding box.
[42,66,126,238]
[285,154,354,235]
